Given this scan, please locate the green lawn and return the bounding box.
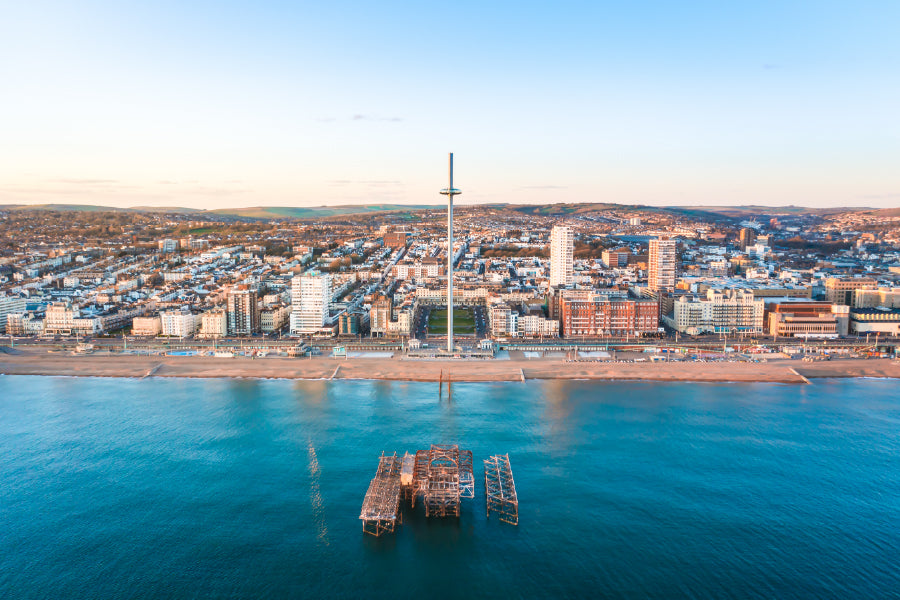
[427,308,475,335]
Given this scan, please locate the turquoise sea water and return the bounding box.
[1,375,899,599]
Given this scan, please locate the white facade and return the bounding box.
[44,303,76,335]
[672,289,764,334]
[160,311,198,337]
[131,316,162,336]
[854,287,900,309]
[158,239,179,253]
[290,273,332,334]
[200,309,228,338]
[549,226,574,287]
[518,314,559,337]
[7,312,43,335]
[0,295,27,333]
[649,238,677,292]
[261,306,289,333]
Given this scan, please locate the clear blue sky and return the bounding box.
[2,1,898,209]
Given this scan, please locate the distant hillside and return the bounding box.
[860,207,900,217]
[129,206,205,214]
[2,202,889,221]
[209,204,438,219]
[669,205,864,218]
[0,203,437,220]
[505,203,639,216]
[0,203,132,212]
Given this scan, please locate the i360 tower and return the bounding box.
[440,153,461,353]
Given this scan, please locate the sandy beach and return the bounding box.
[2,348,899,384]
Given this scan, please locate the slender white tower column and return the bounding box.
[440,153,461,354]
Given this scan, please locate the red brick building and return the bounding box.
[559,294,659,337]
[383,232,408,249]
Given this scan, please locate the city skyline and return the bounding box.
[2,1,899,209]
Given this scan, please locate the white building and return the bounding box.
[131,316,162,336]
[158,239,179,253]
[518,314,559,337]
[549,225,574,287]
[7,312,44,336]
[670,289,764,334]
[44,303,73,335]
[261,305,289,333]
[0,295,27,333]
[290,273,332,334]
[200,309,228,338]
[648,238,677,292]
[160,311,198,337]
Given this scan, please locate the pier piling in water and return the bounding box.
[361,445,509,535]
[484,454,519,525]
[359,452,403,536]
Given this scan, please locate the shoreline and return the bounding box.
[2,349,899,384]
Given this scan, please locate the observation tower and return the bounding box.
[440,153,461,354]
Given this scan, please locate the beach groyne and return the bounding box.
[2,350,899,383]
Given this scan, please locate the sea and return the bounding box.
[1,375,898,599]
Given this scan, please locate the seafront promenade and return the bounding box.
[2,348,898,383]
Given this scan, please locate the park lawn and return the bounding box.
[428,308,476,335]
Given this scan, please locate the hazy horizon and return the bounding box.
[3,1,898,209]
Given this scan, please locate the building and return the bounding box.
[386,309,413,337]
[200,309,228,338]
[670,289,764,334]
[849,308,900,336]
[824,277,877,305]
[158,239,179,253]
[602,248,630,268]
[43,303,76,335]
[767,302,849,338]
[338,311,362,336]
[853,287,900,309]
[260,305,289,333]
[227,286,260,335]
[648,238,677,292]
[490,304,517,337]
[131,316,162,336]
[517,313,559,337]
[0,295,27,333]
[383,232,408,249]
[549,225,574,287]
[559,292,659,337]
[7,312,43,336]
[369,295,393,336]
[160,311,198,337]
[393,259,443,280]
[43,303,100,336]
[738,228,757,251]
[290,273,332,334]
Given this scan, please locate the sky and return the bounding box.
[1,0,899,210]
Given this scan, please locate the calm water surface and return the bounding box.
[1,375,898,599]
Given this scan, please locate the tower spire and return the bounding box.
[440,153,461,353]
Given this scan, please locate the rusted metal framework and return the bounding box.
[484,454,518,525]
[359,452,402,536]
[423,444,461,517]
[409,444,474,509]
[399,451,416,502]
[458,449,475,499]
[410,449,429,508]
[362,444,480,535]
